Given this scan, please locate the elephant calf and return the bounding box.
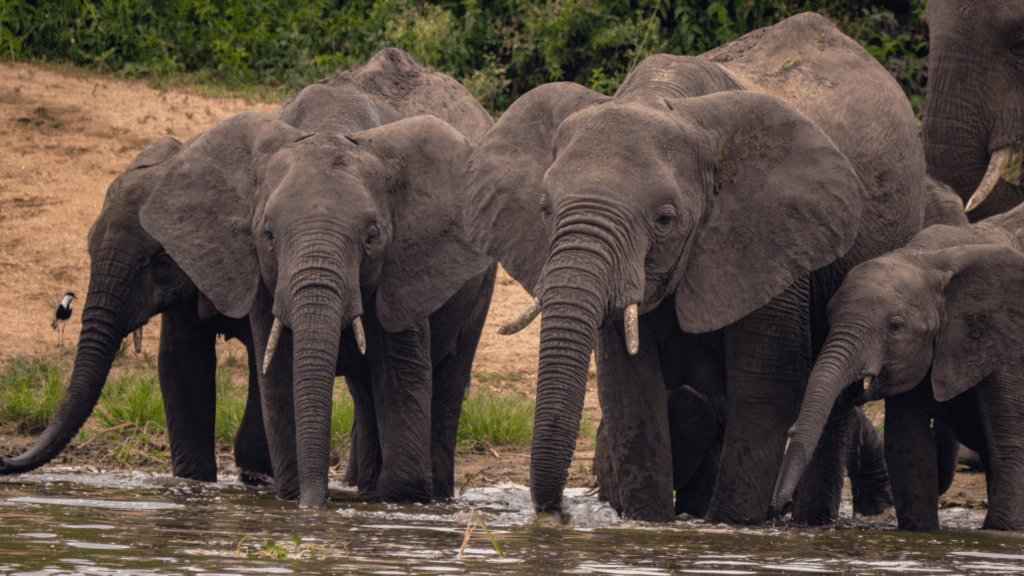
[775,201,1024,530]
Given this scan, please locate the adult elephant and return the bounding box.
[0,137,273,483]
[140,50,496,509]
[464,13,928,525]
[774,202,1024,530]
[922,0,1024,220]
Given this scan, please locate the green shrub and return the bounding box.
[1,1,930,117]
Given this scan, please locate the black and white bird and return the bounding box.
[51,292,75,347]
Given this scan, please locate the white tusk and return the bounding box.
[132,327,143,353]
[965,145,1022,212]
[263,317,283,374]
[352,317,366,355]
[624,303,639,356]
[863,375,873,391]
[499,297,541,335]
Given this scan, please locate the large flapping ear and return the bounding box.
[462,82,612,295]
[347,115,496,333]
[927,244,1024,402]
[139,110,309,319]
[668,91,865,333]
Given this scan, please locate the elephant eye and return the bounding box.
[365,227,380,252]
[653,205,678,233]
[539,192,552,218]
[887,316,907,334]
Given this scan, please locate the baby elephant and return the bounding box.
[774,204,1024,531]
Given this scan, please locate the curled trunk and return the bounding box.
[771,332,862,514]
[0,272,128,473]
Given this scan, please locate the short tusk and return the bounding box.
[132,327,143,353]
[499,297,541,335]
[965,145,1022,212]
[352,317,366,355]
[263,317,283,374]
[863,375,873,391]
[624,303,639,356]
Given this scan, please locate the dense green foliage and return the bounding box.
[1,0,927,115]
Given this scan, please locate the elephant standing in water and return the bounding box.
[140,48,496,509]
[464,13,929,525]
[922,0,1024,220]
[775,201,1024,531]
[0,136,273,484]
[1,50,496,511]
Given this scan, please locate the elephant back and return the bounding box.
[703,11,927,268]
[282,48,494,144]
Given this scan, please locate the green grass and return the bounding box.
[0,354,72,434]
[459,386,535,447]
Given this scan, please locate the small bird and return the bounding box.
[51,292,75,347]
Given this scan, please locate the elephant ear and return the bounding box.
[347,115,495,333]
[139,110,310,319]
[928,244,1024,402]
[463,82,612,295]
[667,91,865,333]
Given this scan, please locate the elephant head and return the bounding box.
[921,0,1024,219]
[139,111,491,508]
[772,242,1024,512]
[0,137,202,474]
[463,73,865,517]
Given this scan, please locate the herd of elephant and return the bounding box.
[2,0,1023,532]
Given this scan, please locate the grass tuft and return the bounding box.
[458,385,534,448]
[0,355,71,434]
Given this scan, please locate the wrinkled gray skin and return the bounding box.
[140,48,496,509]
[595,386,892,519]
[0,137,272,483]
[464,13,929,525]
[775,202,1024,530]
[922,0,1024,220]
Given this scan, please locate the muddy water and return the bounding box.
[1,468,1022,575]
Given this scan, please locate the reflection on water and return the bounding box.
[0,467,1020,576]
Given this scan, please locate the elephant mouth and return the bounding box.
[500,297,640,355]
[262,315,367,374]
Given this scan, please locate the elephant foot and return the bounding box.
[238,468,273,486]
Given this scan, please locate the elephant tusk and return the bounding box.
[965,145,1023,212]
[499,297,541,335]
[263,317,283,374]
[132,327,143,353]
[352,317,366,355]
[624,303,639,356]
[863,375,873,391]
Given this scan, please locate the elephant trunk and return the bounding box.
[771,330,864,514]
[530,236,620,517]
[288,245,350,510]
[0,267,129,473]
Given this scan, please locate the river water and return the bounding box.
[1,467,1022,575]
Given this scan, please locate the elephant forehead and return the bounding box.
[836,258,934,311]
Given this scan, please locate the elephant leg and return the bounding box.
[234,340,273,484]
[846,406,892,517]
[249,283,300,501]
[366,317,433,503]
[667,386,720,518]
[709,276,811,525]
[791,397,857,525]
[885,385,940,531]
[428,265,496,499]
[158,303,218,482]
[595,321,674,522]
[976,374,1024,531]
[345,375,381,496]
[933,419,960,497]
[593,419,619,509]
